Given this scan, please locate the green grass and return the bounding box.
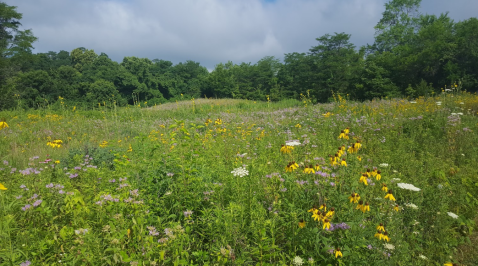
[1,93,478,265]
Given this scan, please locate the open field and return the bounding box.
[1,93,478,265]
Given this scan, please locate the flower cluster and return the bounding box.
[231,166,249,177]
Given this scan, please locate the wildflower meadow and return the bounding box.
[1,92,478,265]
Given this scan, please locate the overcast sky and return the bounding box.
[5,0,478,69]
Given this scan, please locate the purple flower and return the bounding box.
[130,189,139,197]
[109,179,116,183]
[74,166,81,170]
[280,187,287,192]
[3,160,8,165]
[58,190,65,194]
[30,194,39,199]
[33,199,42,207]
[69,173,78,178]
[367,244,373,250]
[16,195,22,199]
[22,204,32,211]
[20,261,31,266]
[46,183,54,188]
[184,210,193,218]
[330,182,336,186]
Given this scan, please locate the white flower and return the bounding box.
[397,183,421,191]
[413,231,419,235]
[437,184,443,189]
[447,212,459,219]
[419,254,428,260]
[390,178,401,183]
[410,101,417,104]
[460,102,464,104]
[231,167,249,177]
[405,203,418,209]
[383,243,395,250]
[286,140,301,146]
[292,256,304,266]
[436,101,442,105]
[379,163,389,167]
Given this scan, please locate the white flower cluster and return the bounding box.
[292,256,304,266]
[451,112,464,116]
[405,203,418,209]
[447,212,459,219]
[397,183,421,191]
[231,166,249,177]
[379,163,389,167]
[285,140,301,146]
[383,243,395,250]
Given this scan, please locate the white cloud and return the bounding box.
[5,0,478,69]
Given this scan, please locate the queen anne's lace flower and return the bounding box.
[292,256,304,266]
[231,166,249,177]
[285,140,301,146]
[447,212,459,219]
[405,203,418,209]
[397,183,421,191]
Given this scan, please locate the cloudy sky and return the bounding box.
[5,0,478,69]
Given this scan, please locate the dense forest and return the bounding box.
[1,0,477,110]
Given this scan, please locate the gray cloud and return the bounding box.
[4,0,477,69]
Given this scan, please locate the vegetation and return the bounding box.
[1,92,478,265]
[1,0,478,110]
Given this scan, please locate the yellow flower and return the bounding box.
[357,156,362,161]
[348,193,360,203]
[338,130,347,139]
[334,248,343,258]
[295,123,301,128]
[54,160,60,164]
[0,121,9,130]
[356,201,363,211]
[127,144,133,152]
[359,174,368,186]
[384,190,396,201]
[382,184,388,192]
[319,203,327,212]
[214,118,222,125]
[382,231,390,242]
[312,211,323,222]
[308,206,318,213]
[304,165,315,174]
[298,219,306,229]
[344,128,350,134]
[323,219,331,230]
[374,231,383,240]
[444,263,455,266]
[326,207,335,218]
[314,164,321,171]
[347,144,355,154]
[280,145,293,154]
[355,141,362,150]
[376,223,385,232]
[362,202,370,213]
[376,170,382,180]
[99,141,108,148]
[393,205,400,212]
[340,159,347,167]
[0,182,7,190]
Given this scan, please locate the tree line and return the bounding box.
[1,0,477,110]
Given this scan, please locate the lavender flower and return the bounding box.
[33,199,42,207]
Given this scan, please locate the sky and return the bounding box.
[5,0,478,70]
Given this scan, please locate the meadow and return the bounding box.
[1,92,478,266]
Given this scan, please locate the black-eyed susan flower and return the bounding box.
[347,144,355,154]
[127,144,133,152]
[355,140,362,150]
[340,159,347,167]
[359,174,369,186]
[291,161,299,170]
[385,190,396,201]
[0,182,7,190]
[444,262,456,266]
[214,118,222,125]
[298,219,306,229]
[362,202,370,213]
[366,168,372,177]
[382,231,390,242]
[0,120,8,130]
[338,130,348,140]
[357,156,362,161]
[315,164,321,171]
[374,230,383,240]
[304,165,315,174]
[382,184,388,192]
[312,210,323,221]
[319,203,327,212]
[323,219,331,230]
[356,200,364,211]
[377,223,385,232]
[326,207,335,218]
[280,144,293,154]
[308,206,318,213]
[334,248,343,258]
[99,140,108,148]
[393,205,400,212]
[348,193,360,203]
[205,118,212,126]
[376,170,382,180]
[344,127,350,134]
